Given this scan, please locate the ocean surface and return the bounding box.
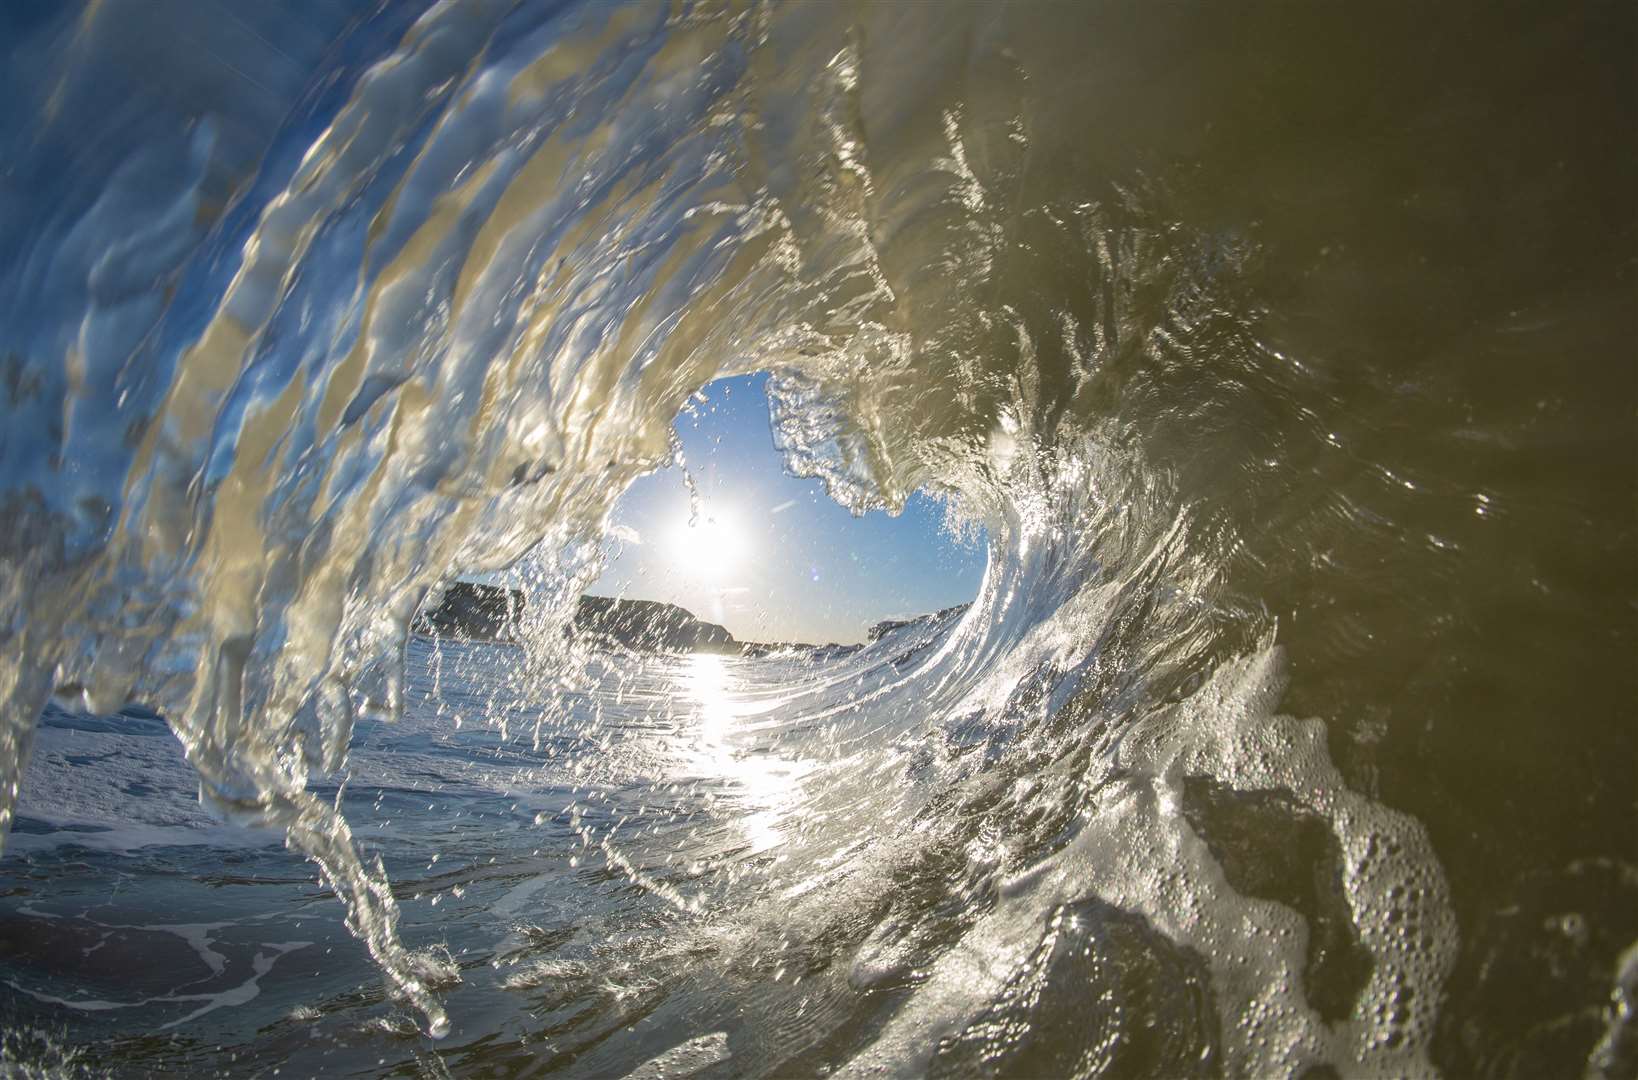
[5,626,1032,1076]
[0,2,1634,1076]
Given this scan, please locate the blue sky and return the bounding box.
[588,373,986,644]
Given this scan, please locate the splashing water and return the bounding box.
[0,1,1633,1075]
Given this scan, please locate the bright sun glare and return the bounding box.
[669,508,748,580]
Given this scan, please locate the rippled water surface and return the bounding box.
[0,2,1633,1076]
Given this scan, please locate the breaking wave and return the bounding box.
[1,2,1632,1075]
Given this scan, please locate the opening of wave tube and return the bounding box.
[583,372,986,649]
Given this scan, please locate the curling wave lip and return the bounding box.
[0,0,1633,1075]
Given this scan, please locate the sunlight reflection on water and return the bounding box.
[682,655,810,857]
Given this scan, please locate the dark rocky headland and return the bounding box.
[412,582,963,656]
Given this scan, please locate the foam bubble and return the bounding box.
[845,644,1455,1078]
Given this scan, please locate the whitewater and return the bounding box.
[0,2,1633,1076]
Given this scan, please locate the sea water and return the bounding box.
[0,1,1633,1075]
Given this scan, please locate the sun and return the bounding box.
[669,507,748,580]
